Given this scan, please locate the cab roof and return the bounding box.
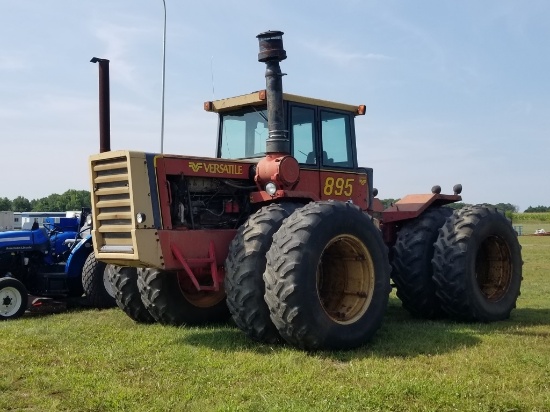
[204,90,365,115]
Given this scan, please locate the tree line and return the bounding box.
[523,205,550,213]
[0,190,91,212]
[0,191,547,214]
[377,200,547,214]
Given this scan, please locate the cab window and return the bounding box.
[219,107,268,159]
[320,110,353,167]
[290,106,316,165]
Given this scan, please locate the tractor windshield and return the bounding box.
[219,106,268,159]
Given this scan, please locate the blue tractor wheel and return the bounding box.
[0,278,28,320]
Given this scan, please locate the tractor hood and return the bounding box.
[0,228,49,252]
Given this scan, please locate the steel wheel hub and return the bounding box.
[1,286,23,317]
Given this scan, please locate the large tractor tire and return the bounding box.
[137,268,229,326]
[0,278,28,320]
[264,201,391,351]
[432,205,522,322]
[110,266,155,323]
[225,202,299,343]
[391,207,453,319]
[82,253,116,308]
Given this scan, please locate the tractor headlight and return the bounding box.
[265,182,277,196]
[86,214,93,226]
[136,213,146,224]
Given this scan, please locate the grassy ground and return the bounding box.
[1,236,549,412]
[512,213,550,236]
[513,222,549,237]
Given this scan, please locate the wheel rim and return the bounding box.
[104,266,116,298]
[316,234,375,324]
[475,235,513,302]
[1,286,23,317]
[176,272,226,308]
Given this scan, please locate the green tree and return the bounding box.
[524,205,550,213]
[31,190,91,212]
[31,197,57,211]
[64,190,92,210]
[494,203,518,213]
[0,197,11,211]
[445,202,517,213]
[11,196,32,212]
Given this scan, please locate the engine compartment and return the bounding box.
[167,175,252,230]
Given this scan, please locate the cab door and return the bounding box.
[289,103,370,210]
[289,104,321,195]
[318,109,369,210]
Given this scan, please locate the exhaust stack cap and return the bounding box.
[257,31,286,63]
[90,57,108,64]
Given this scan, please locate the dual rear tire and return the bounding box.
[391,207,453,319]
[226,201,391,351]
[392,205,522,322]
[432,205,522,321]
[225,203,300,343]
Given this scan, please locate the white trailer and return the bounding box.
[0,211,14,231]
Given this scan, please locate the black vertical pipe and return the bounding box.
[257,31,289,155]
[90,57,111,153]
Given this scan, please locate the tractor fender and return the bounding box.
[65,235,93,278]
[382,193,461,224]
[380,193,461,247]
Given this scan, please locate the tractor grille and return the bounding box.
[91,154,134,253]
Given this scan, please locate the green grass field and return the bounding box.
[1,236,549,412]
[512,213,550,235]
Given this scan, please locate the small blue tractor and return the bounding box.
[0,208,115,320]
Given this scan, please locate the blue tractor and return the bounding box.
[0,209,115,320]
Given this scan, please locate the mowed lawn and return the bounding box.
[1,234,549,411]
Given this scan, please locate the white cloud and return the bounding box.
[28,94,96,114]
[92,24,138,88]
[0,107,24,119]
[90,21,157,97]
[0,55,29,71]
[510,100,533,116]
[300,40,392,66]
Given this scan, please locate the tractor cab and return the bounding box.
[205,91,373,210]
[207,91,366,170]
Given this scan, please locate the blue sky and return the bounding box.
[1,1,548,211]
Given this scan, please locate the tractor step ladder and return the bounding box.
[170,241,221,292]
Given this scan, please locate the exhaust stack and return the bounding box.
[253,31,300,194]
[90,57,111,153]
[257,31,289,155]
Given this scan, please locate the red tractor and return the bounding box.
[89,31,522,350]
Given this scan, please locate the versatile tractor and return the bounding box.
[89,31,522,350]
[0,209,116,320]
